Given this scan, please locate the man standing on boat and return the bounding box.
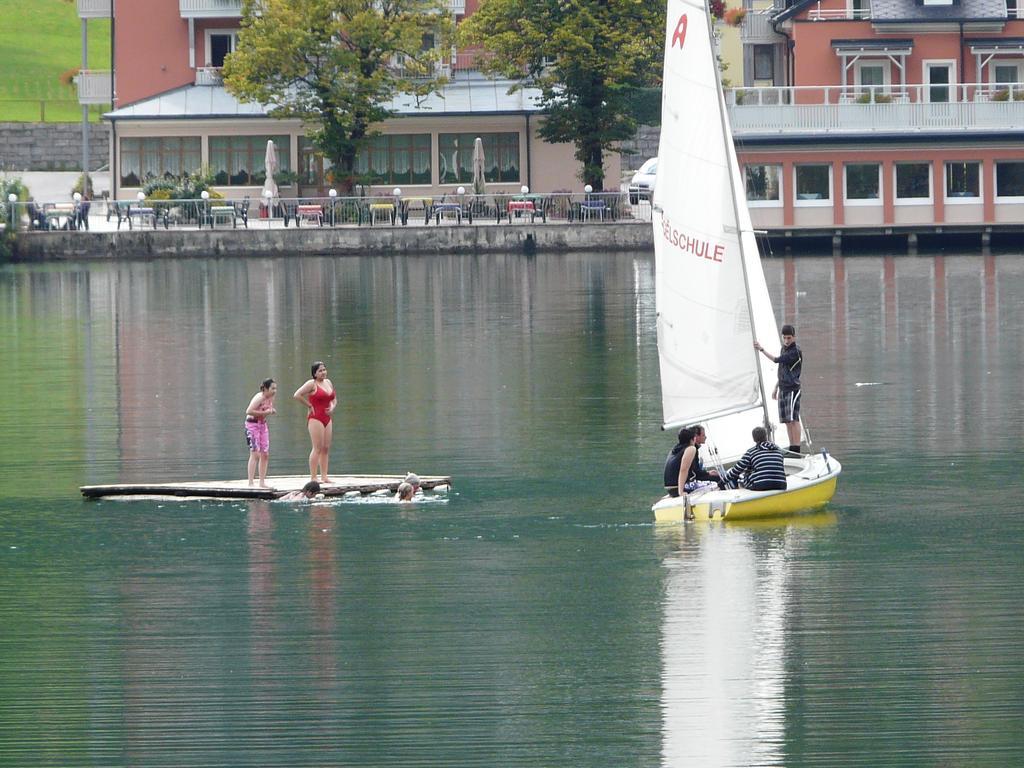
[754,324,802,455]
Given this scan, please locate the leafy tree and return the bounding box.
[223,0,453,191]
[458,0,664,189]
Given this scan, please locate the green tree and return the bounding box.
[458,0,664,189]
[223,0,453,190]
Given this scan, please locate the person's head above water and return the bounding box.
[397,482,414,501]
[404,472,421,488]
[301,480,321,497]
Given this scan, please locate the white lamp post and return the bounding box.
[584,184,593,194]
[136,191,145,201]
[262,189,272,228]
[8,193,17,230]
[521,185,529,195]
[73,192,82,202]
[328,188,337,226]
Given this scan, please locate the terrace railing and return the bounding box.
[178,0,243,18]
[76,71,113,105]
[726,83,1024,134]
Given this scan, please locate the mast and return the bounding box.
[702,4,773,432]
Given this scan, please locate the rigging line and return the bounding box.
[705,5,773,433]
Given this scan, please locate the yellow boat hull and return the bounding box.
[653,454,841,523]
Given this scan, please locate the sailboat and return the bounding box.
[650,0,841,523]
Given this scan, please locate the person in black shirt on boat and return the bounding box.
[663,427,719,497]
[755,323,803,454]
[724,427,788,491]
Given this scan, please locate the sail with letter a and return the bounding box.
[653,0,780,463]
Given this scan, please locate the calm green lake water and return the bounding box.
[1,252,1022,767]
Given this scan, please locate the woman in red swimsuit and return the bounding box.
[293,360,336,483]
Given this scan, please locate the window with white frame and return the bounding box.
[206,30,239,68]
[945,161,980,200]
[845,163,881,202]
[1008,0,1019,20]
[895,162,931,202]
[745,164,782,205]
[991,61,1023,99]
[995,161,1024,198]
[856,62,887,99]
[794,164,831,204]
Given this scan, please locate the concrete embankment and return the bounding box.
[11,221,654,262]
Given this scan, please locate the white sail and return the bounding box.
[653,0,782,462]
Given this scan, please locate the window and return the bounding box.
[924,62,955,103]
[845,163,880,202]
[209,135,290,186]
[354,134,432,185]
[794,164,831,203]
[438,133,520,184]
[753,45,774,82]
[945,161,980,199]
[851,0,870,17]
[298,137,333,186]
[996,161,1024,198]
[1009,0,1019,19]
[120,137,201,187]
[206,30,238,67]
[857,63,886,94]
[745,164,782,205]
[895,163,931,201]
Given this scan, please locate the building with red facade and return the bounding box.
[74,0,619,201]
[733,0,1024,243]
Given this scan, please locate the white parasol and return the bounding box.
[263,139,279,204]
[471,136,486,196]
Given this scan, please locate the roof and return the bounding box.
[106,76,544,121]
[968,36,1024,51]
[775,0,1006,23]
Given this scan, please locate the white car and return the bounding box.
[629,157,657,204]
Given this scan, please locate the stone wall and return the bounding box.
[619,125,659,175]
[0,123,109,173]
[12,221,654,262]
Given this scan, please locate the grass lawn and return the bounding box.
[0,0,111,122]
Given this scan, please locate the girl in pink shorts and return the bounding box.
[245,378,277,487]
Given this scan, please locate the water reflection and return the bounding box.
[658,516,837,767]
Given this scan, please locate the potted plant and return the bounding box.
[724,7,747,26]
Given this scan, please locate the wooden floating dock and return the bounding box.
[80,474,452,500]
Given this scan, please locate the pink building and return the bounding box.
[75,0,618,201]
[732,0,1024,244]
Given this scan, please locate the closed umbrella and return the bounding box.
[471,136,486,196]
[263,140,279,213]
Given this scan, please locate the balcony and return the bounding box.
[195,67,225,86]
[179,0,242,18]
[77,0,112,18]
[449,0,466,13]
[726,83,1024,135]
[740,9,783,43]
[77,70,112,104]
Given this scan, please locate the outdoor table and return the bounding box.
[295,204,324,226]
[433,201,462,225]
[210,205,235,227]
[368,202,396,226]
[44,203,77,230]
[400,197,432,225]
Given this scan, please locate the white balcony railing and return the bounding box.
[807,5,872,20]
[77,0,112,18]
[76,70,112,104]
[449,0,466,13]
[195,67,224,86]
[726,83,1024,134]
[179,0,242,18]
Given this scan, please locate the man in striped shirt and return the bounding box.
[724,427,788,491]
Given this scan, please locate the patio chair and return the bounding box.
[232,197,249,228]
